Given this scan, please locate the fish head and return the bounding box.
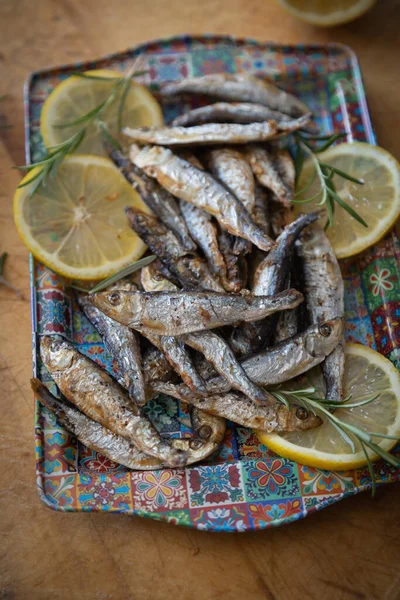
[40,336,76,372]
[284,405,323,432]
[88,290,138,325]
[304,318,345,357]
[141,264,177,292]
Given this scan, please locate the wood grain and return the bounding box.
[1,1,400,598]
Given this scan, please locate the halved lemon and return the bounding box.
[40,69,163,156]
[295,143,400,259]
[277,0,376,26]
[14,155,149,280]
[258,344,400,470]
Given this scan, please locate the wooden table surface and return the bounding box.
[1,1,400,598]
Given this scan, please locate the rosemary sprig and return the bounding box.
[268,386,400,497]
[0,252,24,299]
[69,254,156,295]
[293,132,368,229]
[16,63,147,196]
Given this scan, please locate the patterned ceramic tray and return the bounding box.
[28,35,400,531]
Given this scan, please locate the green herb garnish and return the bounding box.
[268,386,400,497]
[293,132,367,229]
[16,63,147,196]
[69,254,156,295]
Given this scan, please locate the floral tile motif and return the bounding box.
[212,425,238,464]
[298,466,355,496]
[344,275,368,320]
[131,469,188,513]
[187,463,244,507]
[355,454,400,487]
[41,474,77,510]
[242,458,300,501]
[43,429,78,475]
[77,473,132,511]
[35,263,64,291]
[72,308,102,345]
[142,394,181,435]
[78,444,127,475]
[36,289,72,337]
[190,504,249,532]
[76,342,120,378]
[345,317,376,349]
[191,47,236,76]
[235,46,282,76]
[236,427,276,459]
[303,494,344,512]
[142,509,192,527]
[247,498,304,528]
[370,302,400,356]
[361,258,400,312]
[148,53,192,82]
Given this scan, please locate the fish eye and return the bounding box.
[296,407,309,421]
[108,292,121,306]
[198,425,212,440]
[49,340,60,352]
[319,323,331,337]
[189,439,203,450]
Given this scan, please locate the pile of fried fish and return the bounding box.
[33,73,345,470]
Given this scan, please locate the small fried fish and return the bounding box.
[245,145,295,207]
[297,224,345,402]
[79,294,146,406]
[150,381,322,432]
[180,200,227,279]
[218,228,248,293]
[88,288,303,336]
[129,145,276,252]
[125,207,224,291]
[109,148,196,251]
[124,121,278,146]
[172,102,312,130]
[162,74,311,118]
[40,337,186,467]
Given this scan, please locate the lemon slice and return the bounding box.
[277,0,376,26]
[295,143,400,259]
[40,69,163,156]
[14,155,149,280]
[258,344,400,470]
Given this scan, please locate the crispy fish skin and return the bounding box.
[179,200,227,279]
[32,379,225,469]
[162,74,311,118]
[172,102,312,129]
[124,121,278,146]
[110,149,196,251]
[269,193,294,238]
[125,207,224,292]
[297,224,345,402]
[129,145,276,252]
[206,147,256,214]
[150,381,322,432]
[40,337,186,467]
[142,345,176,383]
[88,288,304,336]
[245,146,295,207]
[165,318,344,398]
[140,327,207,394]
[231,212,319,355]
[79,295,146,406]
[141,266,268,403]
[218,229,248,292]
[251,183,270,235]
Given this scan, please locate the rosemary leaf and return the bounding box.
[329,419,356,453]
[328,189,368,227]
[294,144,305,184]
[320,161,365,185]
[87,255,157,294]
